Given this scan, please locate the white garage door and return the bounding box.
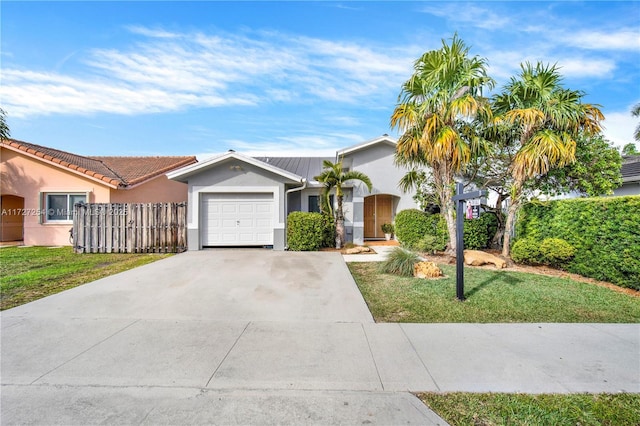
[201,193,274,246]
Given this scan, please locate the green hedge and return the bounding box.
[395,209,448,250]
[287,212,325,251]
[516,196,640,289]
[464,212,498,249]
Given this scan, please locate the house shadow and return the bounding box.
[465,269,524,298]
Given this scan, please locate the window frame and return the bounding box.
[44,192,87,223]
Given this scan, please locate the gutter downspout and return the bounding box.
[284,178,307,250]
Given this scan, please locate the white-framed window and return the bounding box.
[45,193,86,222]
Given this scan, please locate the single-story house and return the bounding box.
[168,135,418,250]
[0,138,197,246]
[612,155,640,196]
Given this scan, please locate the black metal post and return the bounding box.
[452,185,486,302]
[455,183,465,301]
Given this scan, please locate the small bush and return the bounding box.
[287,212,324,251]
[381,223,394,234]
[395,209,448,250]
[395,209,432,248]
[378,247,420,277]
[539,238,575,267]
[511,238,541,265]
[463,212,498,249]
[414,234,446,253]
[321,213,335,248]
[464,218,489,250]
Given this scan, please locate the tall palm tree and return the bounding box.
[492,62,603,256]
[632,102,640,143]
[391,34,494,255]
[315,159,372,249]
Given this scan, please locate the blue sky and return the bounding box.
[2,1,639,158]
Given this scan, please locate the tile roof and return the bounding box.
[1,138,196,188]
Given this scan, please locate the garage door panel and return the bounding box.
[255,204,271,213]
[255,218,271,227]
[201,193,274,246]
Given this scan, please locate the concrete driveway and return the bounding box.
[4,250,373,322]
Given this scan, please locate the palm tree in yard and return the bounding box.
[632,102,640,143]
[391,34,494,255]
[492,62,604,256]
[315,159,372,249]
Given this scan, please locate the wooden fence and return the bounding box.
[72,202,187,254]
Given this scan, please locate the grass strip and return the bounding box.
[418,392,640,426]
[348,262,640,323]
[0,246,172,310]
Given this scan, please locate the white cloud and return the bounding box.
[420,3,510,30]
[224,132,365,157]
[553,58,616,78]
[557,28,640,51]
[0,27,414,118]
[601,110,638,148]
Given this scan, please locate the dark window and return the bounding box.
[309,195,334,213]
[46,193,86,222]
[308,195,320,213]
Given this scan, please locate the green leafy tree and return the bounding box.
[0,108,10,141]
[492,62,603,256]
[622,142,639,156]
[315,159,372,249]
[391,34,494,255]
[534,133,622,197]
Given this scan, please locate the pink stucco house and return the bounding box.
[0,138,197,246]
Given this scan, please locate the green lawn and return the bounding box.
[348,262,640,323]
[418,393,640,426]
[0,246,172,310]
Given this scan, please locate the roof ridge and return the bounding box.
[92,157,128,185]
[4,138,106,164]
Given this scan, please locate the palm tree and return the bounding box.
[315,159,372,249]
[0,108,10,141]
[492,62,603,256]
[632,102,640,143]
[391,34,494,255]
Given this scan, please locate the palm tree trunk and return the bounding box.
[439,183,456,256]
[335,195,345,249]
[490,193,506,249]
[502,182,523,257]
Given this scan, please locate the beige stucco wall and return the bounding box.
[0,147,111,246]
[109,175,187,203]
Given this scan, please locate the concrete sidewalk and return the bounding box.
[2,318,638,424]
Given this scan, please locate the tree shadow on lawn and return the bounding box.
[465,270,524,298]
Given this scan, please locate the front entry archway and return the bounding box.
[1,195,25,242]
[364,194,394,239]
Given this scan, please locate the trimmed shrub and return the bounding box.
[414,234,446,253]
[516,196,640,289]
[539,238,575,268]
[287,212,324,251]
[395,209,448,250]
[511,238,541,265]
[463,212,499,249]
[395,209,432,248]
[378,247,421,277]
